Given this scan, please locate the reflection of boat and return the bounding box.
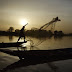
[0,41,27,48]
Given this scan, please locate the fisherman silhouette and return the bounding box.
[17,23,28,42]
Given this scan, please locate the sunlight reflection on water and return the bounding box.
[0,36,72,50]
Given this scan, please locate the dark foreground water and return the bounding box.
[0,36,72,72]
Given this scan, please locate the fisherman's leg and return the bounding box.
[24,35,25,42]
[24,34,27,42]
[17,36,21,42]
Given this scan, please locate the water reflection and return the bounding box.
[9,36,13,41]
[0,58,58,72]
[0,36,72,50]
[54,35,63,40]
[0,36,72,72]
[17,43,40,51]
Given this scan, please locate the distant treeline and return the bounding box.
[0,29,72,37]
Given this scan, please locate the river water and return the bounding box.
[0,36,72,72]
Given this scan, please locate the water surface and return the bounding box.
[0,36,72,50]
[0,36,72,72]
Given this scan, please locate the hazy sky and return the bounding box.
[0,0,72,33]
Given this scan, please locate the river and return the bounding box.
[0,36,72,72]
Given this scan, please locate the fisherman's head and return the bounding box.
[23,26,25,28]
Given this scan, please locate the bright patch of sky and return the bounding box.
[0,0,72,33]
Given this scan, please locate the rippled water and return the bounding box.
[0,36,72,72]
[0,36,72,50]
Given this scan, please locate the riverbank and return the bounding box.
[0,31,72,38]
[0,47,72,61]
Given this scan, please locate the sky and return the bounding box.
[0,0,72,33]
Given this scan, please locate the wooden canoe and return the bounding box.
[0,41,27,48]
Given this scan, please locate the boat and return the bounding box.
[0,41,27,48]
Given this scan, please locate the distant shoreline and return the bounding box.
[0,31,72,37]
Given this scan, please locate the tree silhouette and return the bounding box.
[8,27,14,32]
[15,29,20,33]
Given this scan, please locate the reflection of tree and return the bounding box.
[9,36,13,41]
[54,35,63,40]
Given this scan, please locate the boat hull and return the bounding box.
[0,42,27,48]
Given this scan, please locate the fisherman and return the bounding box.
[17,23,28,42]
